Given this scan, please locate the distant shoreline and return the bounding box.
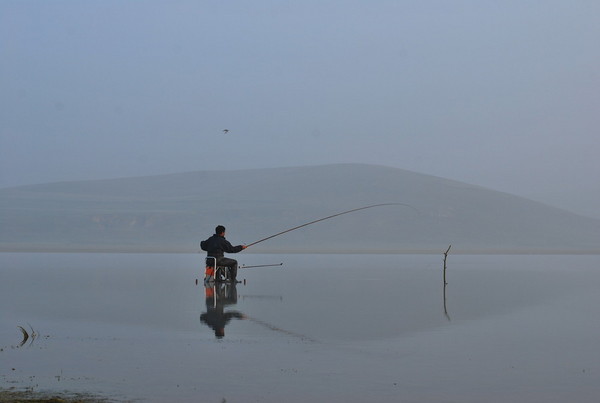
[1,246,599,255]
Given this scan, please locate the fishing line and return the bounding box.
[245,202,419,248]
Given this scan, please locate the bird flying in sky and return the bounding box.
[222,129,229,134]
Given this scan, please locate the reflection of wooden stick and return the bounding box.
[443,282,451,321]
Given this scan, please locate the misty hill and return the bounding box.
[1,164,599,253]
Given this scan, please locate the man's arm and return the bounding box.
[222,239,246,253]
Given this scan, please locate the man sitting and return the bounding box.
[200,225,246,282]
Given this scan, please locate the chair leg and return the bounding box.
[215,266,232,282]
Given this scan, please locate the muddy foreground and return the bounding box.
[0,389,111,403]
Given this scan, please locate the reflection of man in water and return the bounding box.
[200,282,245,339]
[200,225,247,282]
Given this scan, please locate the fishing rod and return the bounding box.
[240,263,283,269]
[245,202,419,248]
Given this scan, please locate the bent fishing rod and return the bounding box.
[245,202,419,248]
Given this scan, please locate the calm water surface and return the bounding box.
[1,253,599,402]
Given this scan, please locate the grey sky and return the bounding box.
[1,1,599,217]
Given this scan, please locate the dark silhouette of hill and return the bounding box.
[1,164,599,253]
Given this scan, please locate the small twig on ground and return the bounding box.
[17,324,38,347]
[17,326,29,347]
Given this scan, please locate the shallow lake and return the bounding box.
[1,253,599,402]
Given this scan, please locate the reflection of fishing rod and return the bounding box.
[245,203,419,248]
[240,263,283,269]
[244,315,317,342]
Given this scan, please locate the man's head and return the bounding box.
[215,225,226,236]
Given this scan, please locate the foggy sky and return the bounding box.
[1,1,599,218]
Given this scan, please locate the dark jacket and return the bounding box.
[200,234,244,257]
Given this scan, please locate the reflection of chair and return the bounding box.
[204,257,232,282]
